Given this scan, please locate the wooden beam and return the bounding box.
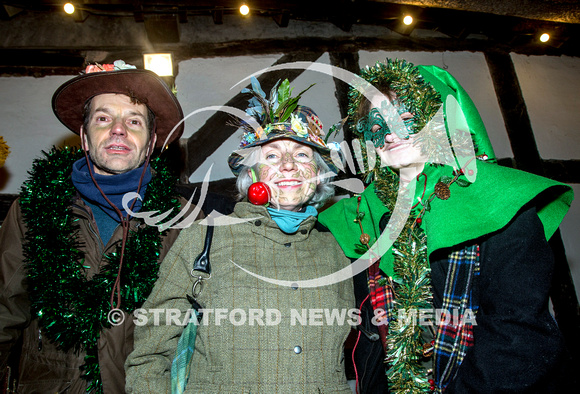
[2,32,580,78]
[485,50,545,176]
[542,159,580,184]
[485,50,580,364]
[273,10,290,28]
[211,7,223,25]
[328,51,360,143]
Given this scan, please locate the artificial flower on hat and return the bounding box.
[235,77,326,148]
[228,77,338,176]
[84,59,136,74]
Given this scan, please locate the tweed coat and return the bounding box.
[126,202,355,393]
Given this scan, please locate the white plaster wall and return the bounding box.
[177,54,284,184]
[0,75,80,193]
[513,54,580,300]
[512,55,580,160]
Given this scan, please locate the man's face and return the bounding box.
[82,93,154,175]
[253,139,320,212]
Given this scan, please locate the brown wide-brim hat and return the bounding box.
[52,69,184,148]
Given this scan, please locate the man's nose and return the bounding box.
[110,119,127,137]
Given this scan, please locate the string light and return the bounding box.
[240,4,250,16]
[143,53,174,77]
[64,3,75,14]
[403,15,413,25]
[540,33,550,43]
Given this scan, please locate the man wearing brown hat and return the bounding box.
[0,60,201,393]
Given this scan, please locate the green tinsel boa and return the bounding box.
[373,167,433,392]
[20,147,181,393]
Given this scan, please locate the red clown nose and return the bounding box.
[248,182,271,206]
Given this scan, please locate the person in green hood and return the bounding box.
[319,58,574,393]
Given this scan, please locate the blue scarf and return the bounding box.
[267,206,318,234]
[71,157,152,222]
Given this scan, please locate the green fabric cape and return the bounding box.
[319,160,573,278]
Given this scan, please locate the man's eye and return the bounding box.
[129,119,142,126]
[266,153,278,160]
[371,124,382,133]
[96,116,108,122]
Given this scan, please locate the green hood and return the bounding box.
[321,59,573,277]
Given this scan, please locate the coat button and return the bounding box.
[255,220,262,226]
[291,283,298,290]
[300,229,307,234]
[284,242,291,247]
[294,346,302,354]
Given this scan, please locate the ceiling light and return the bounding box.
[403,15,413,26]
[539,33,550,43]
[64,3,75,15]
[143,53,173,77]
[240,4,250,16]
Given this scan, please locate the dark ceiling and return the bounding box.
[2,1,579,23]
[2,1,579,31]
[0,0,579,74]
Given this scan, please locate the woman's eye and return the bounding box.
[266,153,278,160]
[295,152,311,162]
[371,124,382,133]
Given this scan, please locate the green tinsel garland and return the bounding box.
[349,61,437,392]
[20,147,181,393]
[347,58,441,138]
[374,167,433,393]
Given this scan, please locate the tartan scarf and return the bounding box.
[368,243,479,392]
[367,260,394,352]
[434,244,480,391]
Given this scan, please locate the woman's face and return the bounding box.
[252,139,320,212]
[369,92,428,181]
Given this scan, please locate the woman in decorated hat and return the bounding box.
[319,59,574,393]
[126,78,355,393]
